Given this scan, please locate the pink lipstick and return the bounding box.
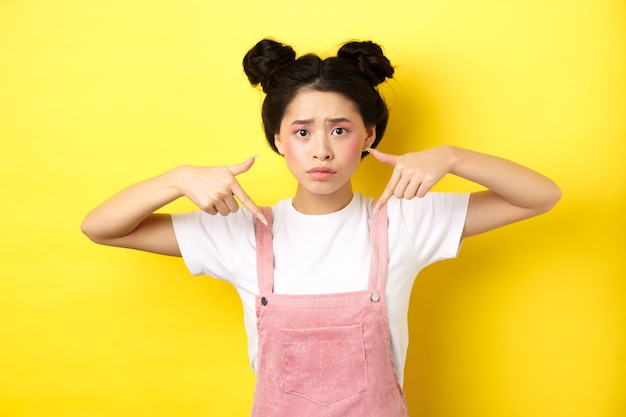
[307,167,336,180]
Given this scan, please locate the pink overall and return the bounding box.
[250,205,409,417]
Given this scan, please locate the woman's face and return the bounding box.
[274,90,376,213]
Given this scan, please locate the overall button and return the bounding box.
[370,292,380,303]
[261,296,268,306]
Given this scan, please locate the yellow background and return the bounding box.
[1,0,624,416]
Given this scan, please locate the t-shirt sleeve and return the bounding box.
[389,192,470,269]
[170,209,256,281]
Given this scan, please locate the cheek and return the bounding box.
[281,140,309,166]
[281,140,299,158]
[338,139,364,162]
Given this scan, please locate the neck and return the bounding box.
[292,182,354,215]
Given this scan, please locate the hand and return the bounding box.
[176,155,267,225]
[367,146,454,212]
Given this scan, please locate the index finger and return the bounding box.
[232,181,267,225]
[373,168,401,214]
[367,148,398,166]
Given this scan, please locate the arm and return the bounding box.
[81,156,266,256]
[368,146,561,238]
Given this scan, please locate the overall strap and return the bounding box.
[367,204,389,291]
[255,207,275,294]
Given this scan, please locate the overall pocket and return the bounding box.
[279,324,368,405]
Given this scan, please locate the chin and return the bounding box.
[305,181,350,197]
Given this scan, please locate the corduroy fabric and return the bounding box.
[251,205,408,417]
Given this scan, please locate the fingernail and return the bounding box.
[256,211,268,226]
[372,202,381,215]
[365,148,374,153]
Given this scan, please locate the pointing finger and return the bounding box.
[373,168,401,214]
[227,154,259,176]
[367,148,398,166]
[231,180,267,226]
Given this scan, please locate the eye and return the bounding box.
[332,127,348,136]
[295,129,309,138]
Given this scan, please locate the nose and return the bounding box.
[313,136,332,160]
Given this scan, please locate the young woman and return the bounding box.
[82,38,561,416]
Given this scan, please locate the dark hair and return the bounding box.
[243,38,394,157]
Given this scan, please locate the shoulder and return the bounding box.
[383,192,470,269]
[385,192,470,219]
[172,207,256,231]
[384,192,470,249]
[170,208,259,278]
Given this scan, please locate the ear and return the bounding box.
[274,134,285,155]
[362,126,376,151]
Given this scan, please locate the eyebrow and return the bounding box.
[290,117,353,125]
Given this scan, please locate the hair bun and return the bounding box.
[337,41,394,86]
[243,39,296,92]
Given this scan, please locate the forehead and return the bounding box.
[282,90,362,123]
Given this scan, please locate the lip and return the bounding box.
[307,167,336,180]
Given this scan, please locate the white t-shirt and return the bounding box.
[172,192,469,385]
